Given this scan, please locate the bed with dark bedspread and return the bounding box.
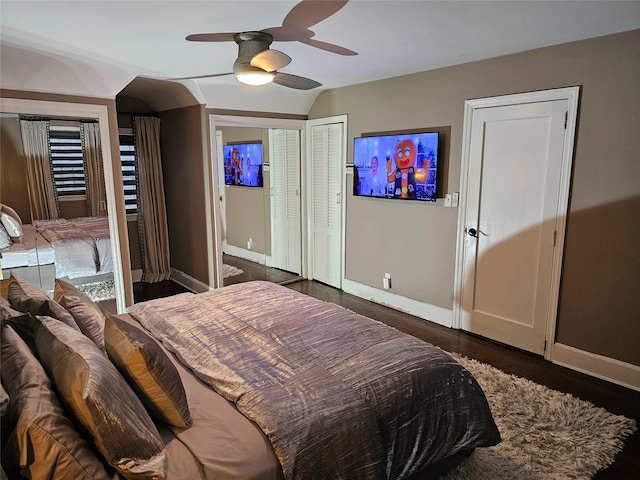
[128,280,500,480]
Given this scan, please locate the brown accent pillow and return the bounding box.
[33,316,167,479]
[7,273,49,313]
[105,315,192,429]
[53,278,105,353]
[0,324,112,480]
[40,299,81,331]
[0,297,23,320]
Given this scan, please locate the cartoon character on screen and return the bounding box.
[226,147,243,185]
[386,139,426,199]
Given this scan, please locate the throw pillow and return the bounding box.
[1,324,113,480]
[33,316,167,479]
[105,315,192,429]
[53,278,105,353]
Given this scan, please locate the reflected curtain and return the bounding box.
[80,122,107,217]
[19,119,59,220]
[134,116,171,283]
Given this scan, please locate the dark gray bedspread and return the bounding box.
[128,281,500,480]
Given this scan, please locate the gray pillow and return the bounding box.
[105,315,192,429]
[1,324,113,480]
[7,273,49,313]
[53,278,105,353]
[33,316,167,479]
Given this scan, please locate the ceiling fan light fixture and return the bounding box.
[236,70,274,86]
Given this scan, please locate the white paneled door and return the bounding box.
[270,129,301,274]
[459,90,578,356]
[309,122,344,288]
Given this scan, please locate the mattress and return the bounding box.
[0,224,55,269]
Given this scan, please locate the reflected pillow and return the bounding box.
[1,324,113,480]
[105,315,192,429]
[0,212,22,242]
[0,224,10,249]
[33,316,167,479]
[0,204,22,226]
[54,278,105,353]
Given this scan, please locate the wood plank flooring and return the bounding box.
[134,257,640,479]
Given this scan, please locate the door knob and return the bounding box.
[467,228,478,238]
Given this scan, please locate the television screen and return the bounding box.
[353,131,440,201]
[223,142,264,187]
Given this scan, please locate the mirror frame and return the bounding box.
[1,97,126,312]
[208,114,307,288]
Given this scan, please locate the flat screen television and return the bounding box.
[223,142,264,187]
[353,131,440,201]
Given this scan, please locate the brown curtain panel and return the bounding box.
[19,119,59,220]
[80,122,107,217]
[134,116,171,283]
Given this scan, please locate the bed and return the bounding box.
[33,216,113,279]
[1,278,501,480]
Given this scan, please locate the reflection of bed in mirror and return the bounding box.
[1,217,113,297]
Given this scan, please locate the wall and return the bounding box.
[219,126,271,256]
[308,30,640,366]
[160,105,211,286]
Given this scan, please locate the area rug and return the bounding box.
[76,279,116,302]
[223,263,244,279]
[441,354,637,480]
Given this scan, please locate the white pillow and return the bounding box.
[0,212,23,241]
[0,204,22,226]
[0,223,11,249]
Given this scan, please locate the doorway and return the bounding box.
[454,87,579,357]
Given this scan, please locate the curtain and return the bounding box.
[80,122,107,217]
[134,116,171,283]
[19,119,59,220]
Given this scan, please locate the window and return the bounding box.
[49,124,86,196]
[119,131,138,216]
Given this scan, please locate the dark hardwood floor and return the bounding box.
[134,259,640,479]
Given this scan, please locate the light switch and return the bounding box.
[452,192,459,208]
[444,194,452,207]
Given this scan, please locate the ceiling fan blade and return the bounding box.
[186,32,236,42]
[250,49,291,72]
[301,37,357,56]
[273,72,322,90]
[282,0,349,29]
[168,72,233,81]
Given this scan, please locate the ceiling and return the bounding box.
[1,0,639,115]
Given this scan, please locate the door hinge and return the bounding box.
[564,111,568,129]
[544,339,547,353]
[552,230,557,247]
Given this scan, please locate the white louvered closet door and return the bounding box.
[310,123,342,288]
[269,129,301,274]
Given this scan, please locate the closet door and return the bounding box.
[270,129,301,274]
[309,123,343,288]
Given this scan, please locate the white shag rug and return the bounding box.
[223,263,244,279]
[441,353,637,480]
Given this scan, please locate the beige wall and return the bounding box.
[160,105,211,285]
[0,114,31,221]
[219,126,271,255]
[309,30,640,366]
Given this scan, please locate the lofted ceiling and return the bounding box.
[1,0,639,115]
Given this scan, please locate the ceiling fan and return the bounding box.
[176,0,357,90]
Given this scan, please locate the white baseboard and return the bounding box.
[223,244,266,265]
[170,268,212,294]
[342,278,453,327]
[552,343,640,392]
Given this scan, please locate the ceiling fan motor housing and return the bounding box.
[233,31,273,75]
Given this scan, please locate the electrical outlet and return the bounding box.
[445,194,452,207]
[383,273,391,290]
[452,192,459,208]
[247,238,253,250]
